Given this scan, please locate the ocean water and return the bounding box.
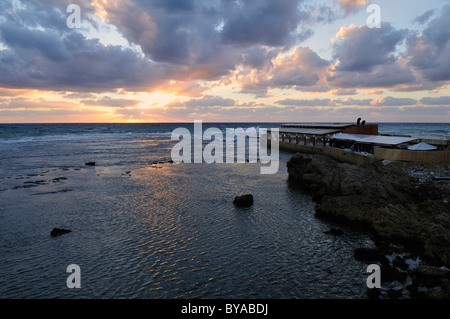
[377,123,450,138]
[0,122,446,299]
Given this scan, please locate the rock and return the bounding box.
[50,228,72,237]
[287,152,450,268]
[85,162,95,166]
[424,288,448,299]
[366,288,381,299]
[323,228,344,236]
[413,265,449,278]
[233,194,254,208]
[353,247,389,265]
[387,288,403,299]
[381,264,408,283]
[392,256,409,271]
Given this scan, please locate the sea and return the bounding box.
[0,122,448,299]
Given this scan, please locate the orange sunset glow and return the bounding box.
[0,0,449,123]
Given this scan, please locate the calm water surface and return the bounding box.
[1,123,425,298]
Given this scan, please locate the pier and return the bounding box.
[267,123,450,164]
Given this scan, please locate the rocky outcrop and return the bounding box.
[51,228,72,237]
[287,153,450,268]
[233,194,254,208]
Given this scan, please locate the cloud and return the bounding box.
[0,1,167,92]
[81,96,142,107]
[332,23,407,72]
[420,96,450,106]
[236,46,331,95]
[0,97,79,110]
[412,9,435,25]
[333,0,367,13]
[338,97,372,106]
[276,98,332,107]
[406,5,450,82]
[328,88,357,96]
[370,96,417,106]
[184,95,236,108]
[0,0,449,125]
[220,0,309,47]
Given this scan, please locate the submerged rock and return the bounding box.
[233,194,254,207]
[323,228,344,236]
[392,256,409,271]
[51,228,72,237]
[85,162,96,166]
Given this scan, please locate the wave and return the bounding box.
[0,131,174,143]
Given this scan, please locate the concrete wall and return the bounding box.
[341,124,378,135]
[323,147,377,165]
[374,148,450,163]
[276,142,324,155]
[276,141,376,165]
[274,140,450,165]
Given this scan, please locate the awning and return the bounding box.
[407,142,437,151]
[329,133,418,146]
[277,127,343,136]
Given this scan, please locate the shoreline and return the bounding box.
[287,152,450,299]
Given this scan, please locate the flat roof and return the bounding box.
[413,136,448,146]
[281,123,353,129]
[270,127,343,136]
[329,133,418,146]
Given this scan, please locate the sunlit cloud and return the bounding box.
[0,0,449,123]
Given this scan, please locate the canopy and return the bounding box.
[330,133,417,146]
[407,142,437,151]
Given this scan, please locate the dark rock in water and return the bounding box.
[233,194,253,207]
[366,288,381,299]
[85,162,96,166]
[424,288,448,299]
[413,265,449,279]
[353,247,389,265]
[392,256,409,271]
[387,288,403,299]
[323,228,344,236]
[381,264,408,283]
[51,228,72,237]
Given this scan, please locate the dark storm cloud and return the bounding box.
[332,23,407,72]
[0,24,70,62]
[220,0,307,47]
[406,5,450,82]
[0,0,448,96]
[0,30,166,91]
[0,0,167,91]
[420,96,450,106]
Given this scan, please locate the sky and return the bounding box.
[0,0,449,123]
